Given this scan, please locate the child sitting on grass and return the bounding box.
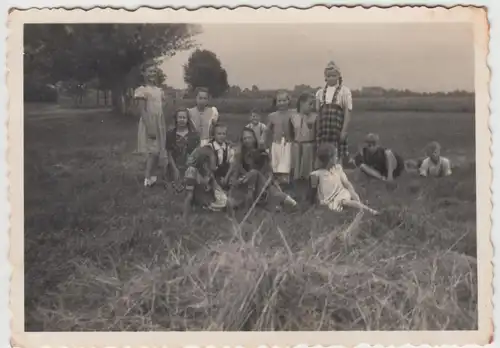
[419,141,452,177]
[227,128,297,212]
[166,108,200,192]
[183,146,227,222]
[309,143,379,215]
[354,133,405,182]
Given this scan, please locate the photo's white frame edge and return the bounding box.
[6,5,493,348]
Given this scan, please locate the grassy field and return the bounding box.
[55,92,475,114]
[24,103,477,331]
[174,95,475,114]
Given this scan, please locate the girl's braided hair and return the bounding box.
[321,70,343,111]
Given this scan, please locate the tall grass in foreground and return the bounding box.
[25,111,477,331]
[31,171,477,331]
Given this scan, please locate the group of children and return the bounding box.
[134,61,454,222]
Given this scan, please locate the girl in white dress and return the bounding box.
[135,64,167,187]
[263,90,294,185]
[188,87,220,147]
[309,143,379,215]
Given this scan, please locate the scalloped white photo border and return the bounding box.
[2,2,498,348]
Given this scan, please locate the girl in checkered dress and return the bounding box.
[315,61,353,168]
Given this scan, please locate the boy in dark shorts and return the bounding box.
[354,133,405,182]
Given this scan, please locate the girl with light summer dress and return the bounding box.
[264,90,294,185]
[135,64,168,187]
[309,144,379,215]
[188,87,220,147]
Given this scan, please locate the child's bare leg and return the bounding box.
[145,153,159,183]
[343,199,379,215]
[272,190,297,209]
[145,154,154,178]
[226,198,236,218]
[359,164,385,181]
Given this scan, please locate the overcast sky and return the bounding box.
[160,23,474,92]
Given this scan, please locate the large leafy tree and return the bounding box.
[24,23,199,112]
[183,49,229,98]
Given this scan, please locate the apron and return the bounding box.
[271,137,292,174]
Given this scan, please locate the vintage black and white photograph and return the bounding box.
[9,5,492,347]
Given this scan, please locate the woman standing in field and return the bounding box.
[264,90,294,185]
[188,87,220,147]
[315,61,353,167]
[166,108,200,192]
[135,63,168,187]
[290,93,317,181]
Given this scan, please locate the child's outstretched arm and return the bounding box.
[263,116,274,149]
[315,89,322,113]
[418,158,429,177]
[208,107,219,139]
[340,88,353,141]
[442,158,452,176]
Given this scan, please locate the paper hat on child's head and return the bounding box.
[324,60,341,77]
[325,60,340,71]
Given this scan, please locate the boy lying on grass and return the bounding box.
[418,141,453,177]
[309,143,379,215]
[354,133,405,182]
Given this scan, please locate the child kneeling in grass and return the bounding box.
[354,133,405,182]
[309,143,379,215]
[183,145,227,222]
[419,141,452,177]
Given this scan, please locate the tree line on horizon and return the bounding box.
[24,24,472,113]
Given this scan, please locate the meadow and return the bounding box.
[24,98,477,331]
